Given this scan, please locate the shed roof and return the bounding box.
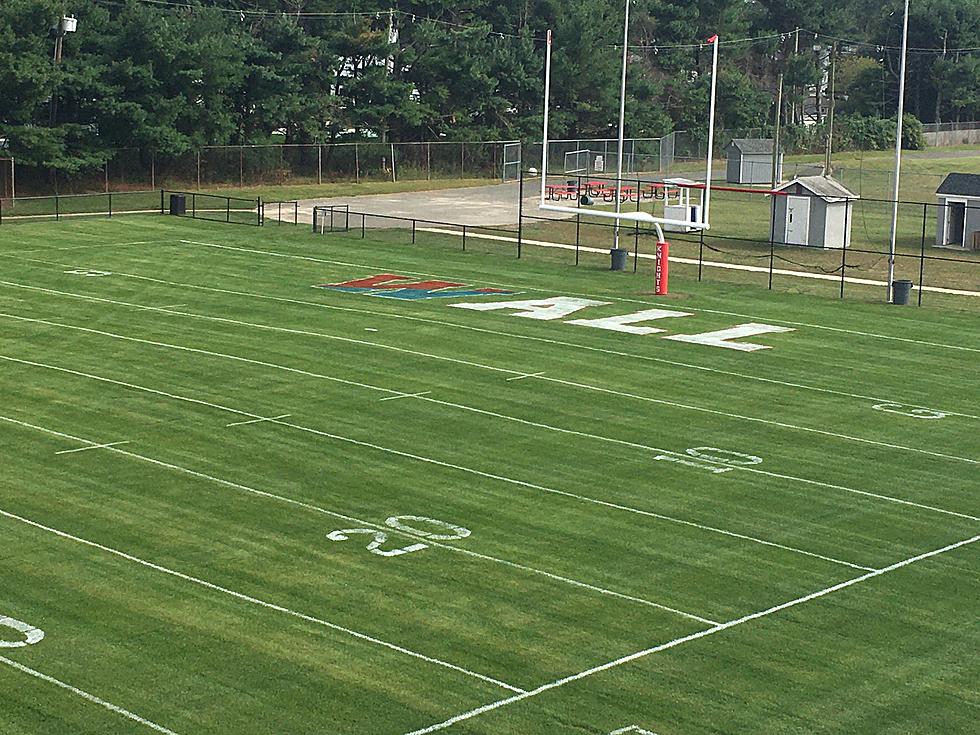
[936,173,980,198]
[727,138,778,155]
[774,175,858,201]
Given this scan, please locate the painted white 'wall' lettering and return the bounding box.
[450,297,608,320]
[663,323,795,351]
[0,616,45,648]
[566,308,694,335]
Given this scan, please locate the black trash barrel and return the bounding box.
[169,194,186,216]
[610,247,629,271]
[891,279,913,305]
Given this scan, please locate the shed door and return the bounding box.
[945,200,966,246]
[785,196,811,246]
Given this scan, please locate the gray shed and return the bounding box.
[771,176,858,249]
[936,173,980,249]
[726,139,783,184]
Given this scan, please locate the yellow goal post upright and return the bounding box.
[537,26,720,249]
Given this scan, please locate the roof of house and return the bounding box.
[727,138,779,156]
[774,175,858,201]
[937,172,980,197]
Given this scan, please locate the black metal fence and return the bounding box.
[160,190,262,226]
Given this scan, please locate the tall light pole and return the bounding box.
[886,0,910,302]
[612,0,631,254]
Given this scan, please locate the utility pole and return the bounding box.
[48,12,77,126]
[772,74,783,188]
[824,42,837,176]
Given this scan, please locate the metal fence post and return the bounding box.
[918,202,927,306]
[197,150,201,189]
[460,142,464,179]
[698,228,704,281]
[160,189,164,214]
[517,168,524,258]
[108,192,112,218]
[361,214,366,238]
[318,145,322,185]
[840,200,851,298]
[55,194,59,221]
[462,224,467,251]
[239,146,244,187]
[412,219,416,244]
[226,197,230,223]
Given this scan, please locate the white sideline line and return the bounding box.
[0,411,716,625]
[1,284,976,468]
[403,533,980,735]
[4,248,976,421]
[3,240,157,256]
[379,391,431,401]
[507,372,546,381]
[0,349,911,572]
[0,655,180,734]
[55,440,129,455]
[0,499,524,694]
[419,227,980,298]
[175,239,980,353]
[2,310,977,526]
[226,413,290,427]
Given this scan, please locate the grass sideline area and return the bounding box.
[0,215,977,735]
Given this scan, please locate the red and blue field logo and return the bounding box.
[316,274,517,300]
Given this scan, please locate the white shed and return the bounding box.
[726,139,783,185]
[936,173,980,249]
[771,176,858,249]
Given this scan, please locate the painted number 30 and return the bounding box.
[327,516,471,558]
[0,615,44,648]
[872,403,947,420]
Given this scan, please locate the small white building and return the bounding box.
[726,139,783,185]
[936,173,980,249]
[771,176,858,249]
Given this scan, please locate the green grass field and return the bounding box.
[0,214,977,735]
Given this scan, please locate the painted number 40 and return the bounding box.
[327,515,470,558]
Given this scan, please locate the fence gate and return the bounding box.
[502,142,522,181]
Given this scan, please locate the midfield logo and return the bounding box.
[317,273,517,300]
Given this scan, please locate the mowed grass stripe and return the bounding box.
[3,286,976,556]
[0,359,828,624]
[2,316,958,570]
[170,235,980,353]
[0,414,713,680]
[0,330,966,620]
[0,286,976,514]
[3,231,976,423]
[0,512,508,735]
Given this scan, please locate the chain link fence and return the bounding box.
[9,141,520,196]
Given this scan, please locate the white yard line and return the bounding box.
[226,414,291,427]
[175,238,980,353]
[55,440,130,455]
[5,240,157,256]
[4,249,976,420]
[0,655,181,734]
[379,391,431,401]
[0,285,975,468]
[506,372,546,381]
[0,350,935,573]
[0,500,524,694]
[0,403,717,623]
[403,533,980,735]
[418,227,980,298]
